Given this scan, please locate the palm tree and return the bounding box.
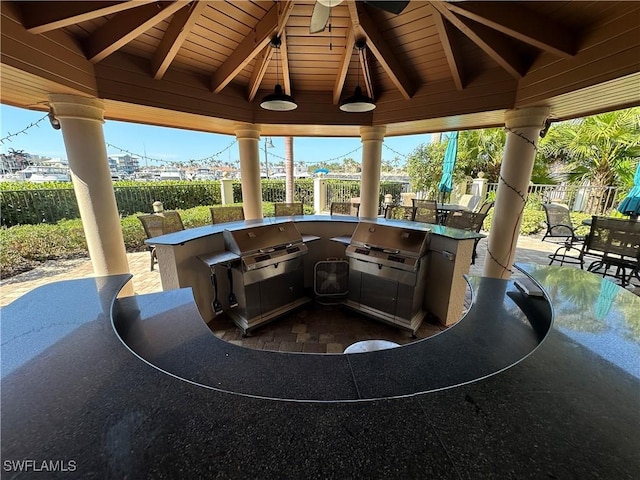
[539,107,640,211]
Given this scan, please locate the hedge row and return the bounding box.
[0,179,408,227]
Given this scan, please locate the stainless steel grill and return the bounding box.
[344,222,430,334]
[221,222,310,334]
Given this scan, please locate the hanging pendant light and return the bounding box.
[260,36,297,111]
[340,40,376,113]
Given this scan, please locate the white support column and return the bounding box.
[48,94,132,295]
[233,123,263,219]
[359,126,386,219]
[483,106,550,279]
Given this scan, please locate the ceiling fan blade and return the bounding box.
[365,1,410,15]
[310,2,331,34]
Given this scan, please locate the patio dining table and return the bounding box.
[437,204,471,225]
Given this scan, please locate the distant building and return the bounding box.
[108,154,140,174]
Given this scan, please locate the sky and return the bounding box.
[0,104,431,167]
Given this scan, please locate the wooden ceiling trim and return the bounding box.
[355,3,414,100]
[21,0,157,34]
[519,22,640,98]
[1,9,98,96]
[436,7,529,78]
[152,1,207,80]
[430,4,464,91]
[86,1,185,63]
[517,46,640,107]
[210,4,277,93]
[445,1,577,58]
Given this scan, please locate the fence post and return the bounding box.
[471,172,488,200]
[313,178,327,214]
[220,178,234,205]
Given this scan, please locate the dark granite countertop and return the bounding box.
[1,266,638,479]
[146,215,484,246]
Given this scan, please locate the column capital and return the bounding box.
[233,123,261,140]
[360,125,387,142]
[504,106,550,130]
[48,94,105,123]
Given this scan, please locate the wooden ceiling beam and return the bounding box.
[436,4,528,78]
[430,4,465,91]
[21,0,157,34]
[211,1,294,94]
[248,44,273,102]
[86,1,186,63]
[280,32,292,96]
[352,2,415,99]
[152,1,208,80]
[445,1,577,58]
[333,27,355,105]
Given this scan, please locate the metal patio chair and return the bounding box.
[330,201,360,216]
[541,203,584,267]
[445,210,487,264]
[412,199,438,224]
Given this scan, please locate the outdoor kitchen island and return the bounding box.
[148,215,483,335]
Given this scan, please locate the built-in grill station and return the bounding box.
[344,222,430,334]
[199,222,310,335]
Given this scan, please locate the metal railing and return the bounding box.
[322,180,410,212]
[486,183,621,215]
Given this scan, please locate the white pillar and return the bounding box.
[359,126,386,218]
[471,173,488,199]
[48,94,132,295]
[233,123,263,219]
[483,106,550,279]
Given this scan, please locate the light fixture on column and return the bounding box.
[48,108,61,130]
[340,39,376,113]
[260,36,297,111]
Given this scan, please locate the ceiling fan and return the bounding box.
[310,0,410,34]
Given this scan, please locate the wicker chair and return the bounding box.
[384,205,415,221]
[274,202,303,217]
[138,211,185,271]
[330,202,360,216]
[210,206,245,224]
[445,210,487,264]
[541,203,584,267]
[580,216,640,286]
[412,199,438,224]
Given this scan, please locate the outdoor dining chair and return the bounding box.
[138,210,185,271]
[541,203,585,267]
[475,200,495,216]
[412,199,438,223]
[274,202,303,217]
[330,202,360,216]
[210,206,245,224]
[384,205,415,221]
[445,210,487,264]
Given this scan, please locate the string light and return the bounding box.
[0,114,48,145]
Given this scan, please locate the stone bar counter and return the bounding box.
[1,265,638,478]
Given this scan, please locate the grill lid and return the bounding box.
[349,222,429,258]
[223,222,307,270]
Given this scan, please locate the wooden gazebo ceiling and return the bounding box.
[1,1,639,137]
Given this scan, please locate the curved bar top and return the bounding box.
[145,215,485,247]
[2,267,638,478]
[114,276,550,401]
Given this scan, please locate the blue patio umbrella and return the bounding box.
[617,161,640,219]
[314,168,329,175]
[438,131,459,201]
